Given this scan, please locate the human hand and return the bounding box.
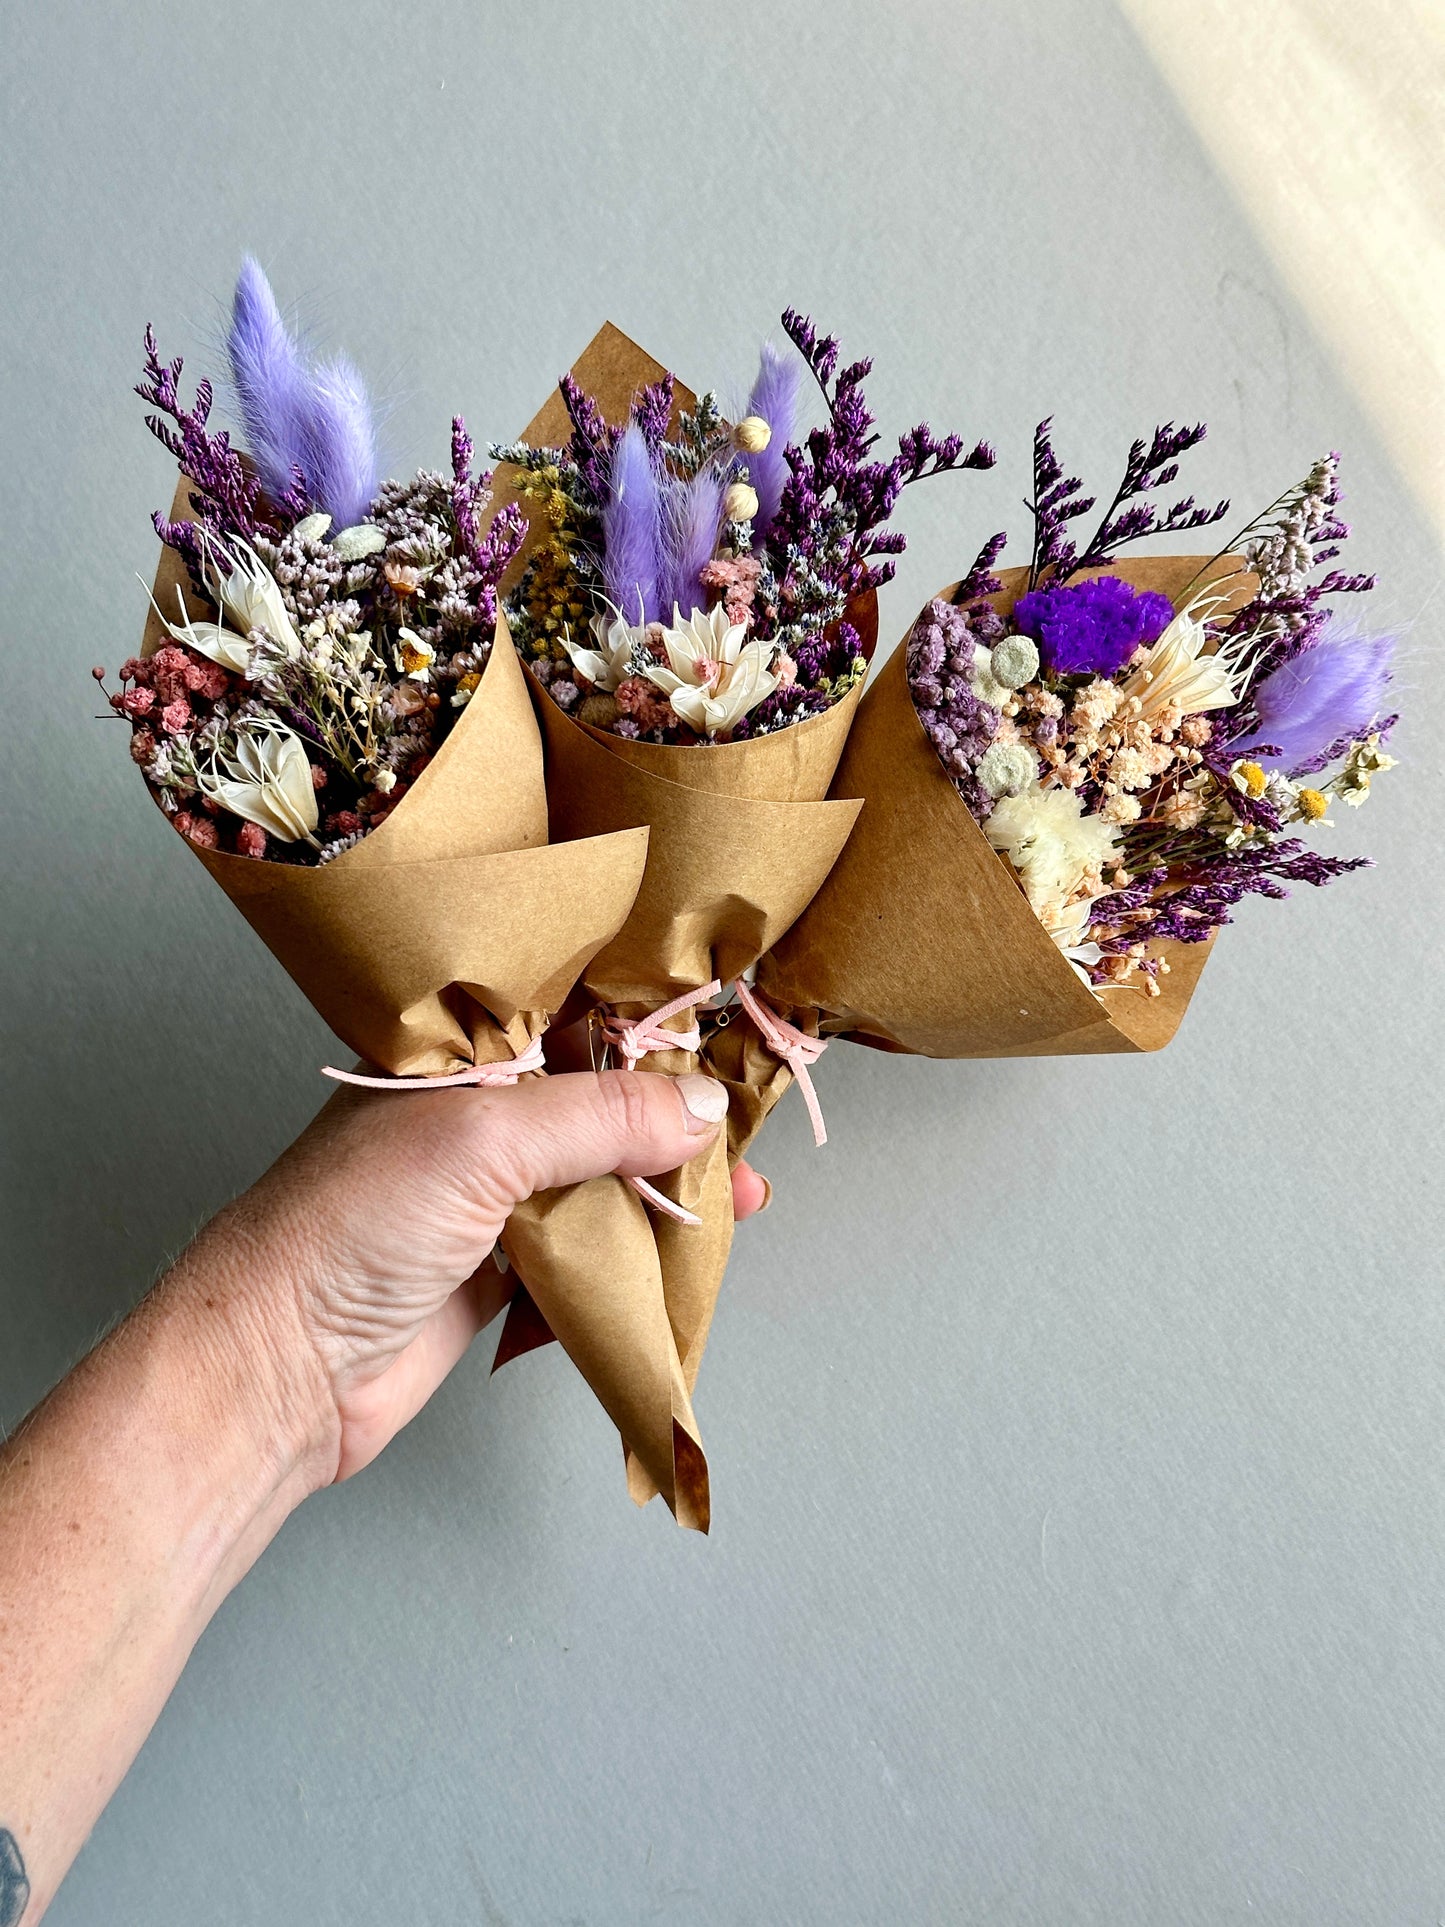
[176,1070,771,1486]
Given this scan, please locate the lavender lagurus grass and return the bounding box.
[1240,625,1395,775]
[602,424,664,623]
[226,258,379,528]
[1014,574,1174,678]
[743,339,802,538]
[659,468,724,619]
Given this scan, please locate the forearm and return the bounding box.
[0,1217,336,1923]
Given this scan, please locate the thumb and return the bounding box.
[453,1069,729,1210]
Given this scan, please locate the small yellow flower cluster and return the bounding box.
[511,465,590,650]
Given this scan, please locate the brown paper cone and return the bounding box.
[142,484,658,1075]
[758,557,1253,1057]
[484,323,876,1525]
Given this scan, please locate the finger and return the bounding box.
[450,1069,730,1212]
[731,1160,772,1221]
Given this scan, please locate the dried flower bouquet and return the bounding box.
[759,422,1396,1059]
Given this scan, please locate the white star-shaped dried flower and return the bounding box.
[562,611,648,693]
[196,718,319,844]
[642,603,778,737]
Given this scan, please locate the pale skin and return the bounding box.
[0,1068,768,1924]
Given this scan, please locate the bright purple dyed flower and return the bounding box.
[1013,574,1174,678]
[1240,625,1394,774]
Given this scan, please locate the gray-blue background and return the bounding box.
[3,3,1440,1922]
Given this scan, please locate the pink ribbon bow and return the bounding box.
[322,1034,547,1090]
[595,980,723,1227]
[731,978,829,1147]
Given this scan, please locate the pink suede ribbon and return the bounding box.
[322,1035,547,1090]
[731,978,829,1147]
[594,980,723,1228]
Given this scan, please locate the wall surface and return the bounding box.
[2,4,1441,1923]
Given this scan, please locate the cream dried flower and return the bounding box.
[989,635,1039,690]
[1120,589,1258,722]
[199,533,303,659]
[643,604,778,736]
[984,785,1122,931]
[562,611,647,693]
[1098,790,1142,825]
[196,718,319,844]
[1072,678,1123,733]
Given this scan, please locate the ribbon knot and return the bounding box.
[732,978,829,1147]
[594,981,723,1226]
[596,980,722,1068]
[322,1034,547,1090]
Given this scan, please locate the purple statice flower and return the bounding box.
[950,530,1008,607]
[450,415,526,625]
[1237,625,1394,775]
[744,340,803,538]
[1024,417,1228,588]
[1013,574,1174,678]
[137,326,274,569]
[905,598,1004,820]
[225,258,378,527]
[1091,840,1370,954]
[558,372,620,508]
[602,425,663,624]
[767,310,994,606]
[659,468,724,619]
[633,373,676,455]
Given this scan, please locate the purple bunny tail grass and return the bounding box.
[1243,627,1395,774]
[745,340,803,538]
[226,256,311,505]
[602,424,663,624]
[299,354,378,528]
[660,468,724,619]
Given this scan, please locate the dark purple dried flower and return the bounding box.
[1025,417,1228,589]
[137,326,270,556]
[633,373,676,455]
[768,310,994,604]
[1091,841,1370,955]
[1014,574,1174,678]
[450,415,526,625]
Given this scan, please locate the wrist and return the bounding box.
[138,1205,344,1579]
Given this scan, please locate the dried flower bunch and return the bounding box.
[98,260,526,864]
[907,422,1396,994]
[494,314,995,743]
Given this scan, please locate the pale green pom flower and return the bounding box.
[332,524,386,561]
[977,740,1039,798]
[989,635,1039,690]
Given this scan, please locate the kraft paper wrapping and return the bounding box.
[758,557,1256,1057]
[140,493,722,1511]
[143,477,653,1074]
[489,326,870,1527]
